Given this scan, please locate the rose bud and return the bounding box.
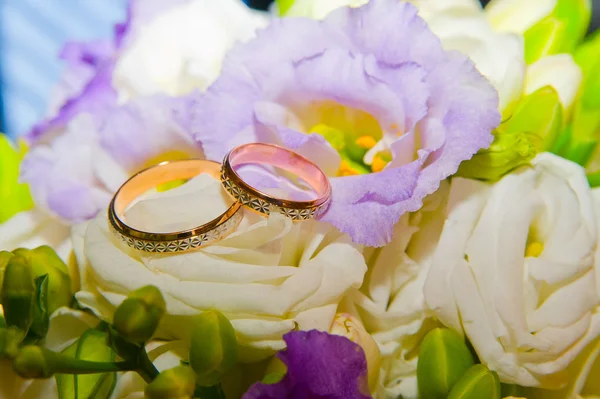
[189,310,238,386]
[417,328,476,399]
[145,365,196,399]
[113,285,166,345]
[448,364,501,399]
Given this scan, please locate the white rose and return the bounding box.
[341,182,449,399]
[113,0,269,100]
[72,174,367,362]
[417,5,525,117]
[0,308,98,399]
[525,54,583,113]
[424,153,600,388]
[0,211,71,259]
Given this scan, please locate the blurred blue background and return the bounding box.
[0,0,598,137]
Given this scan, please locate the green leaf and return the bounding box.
[55,329,117,399]
[0,135,34,223]
[25,274,50,344]
[588,171,600,188]
[417,328,476,399]
[276,0,296,15]
[447,364,502,399]
[523,0,590,63]
[524,17,568,64]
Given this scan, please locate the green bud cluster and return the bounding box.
[417,328,501,399]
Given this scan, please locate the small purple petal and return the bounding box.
[243,330,371,399]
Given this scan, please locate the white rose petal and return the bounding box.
[74,174,367,362]
[341,182,450,399]
[525,54,583,112]
[113,0,269,100]
[424,153,600,388]
[0,210,71,260]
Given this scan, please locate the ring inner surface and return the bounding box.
[111,160,238,240]
[228,144,330,203]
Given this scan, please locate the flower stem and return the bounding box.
[135,346,160,383]
[43,347,134,374]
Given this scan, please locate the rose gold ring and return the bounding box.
[220,143,331,220]
[108,159,242,253]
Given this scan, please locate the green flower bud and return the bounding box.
[523,0,591,63]
[503,86,564,151]
[417,328,476,399]
[447,364,501,399]
[12,246,72,313]
[145,366,196,399]
[456,130,542,181]
[0,250,15,298]
[0,135,34,223]
[189,310,238,387]
[13,345,54,379]
[113,285,166,345]
[1,256,35,332]
[0,326,25,359]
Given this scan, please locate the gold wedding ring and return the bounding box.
[221,143,331,220]
[108,159,242,253]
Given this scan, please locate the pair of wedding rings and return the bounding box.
[108,143,331,253]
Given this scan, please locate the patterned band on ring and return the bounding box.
[220,143,331,220]
[108,159,242,253]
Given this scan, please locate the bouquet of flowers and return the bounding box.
[1,0,599,398]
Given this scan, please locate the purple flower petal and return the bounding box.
[25,0,193,142]
[191,0,500,246]
[243,330,371,399]
[21,95,201,223]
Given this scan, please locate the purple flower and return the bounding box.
[24,0,193,143]
[191,0,500,246]
[243,330,371,399]
[20,94,202,223]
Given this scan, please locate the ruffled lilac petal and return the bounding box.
[97,94,202,170]
[191,0,500,246]
[243,330,370,399]
[325,1,446,68]
[26,63,117,143]
[322,160,422,246]
[21,95,200,223]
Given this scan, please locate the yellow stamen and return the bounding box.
[525,242,544,257]
[338,160,361,176]
[371,150,393,173]
[355,136,377,150]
